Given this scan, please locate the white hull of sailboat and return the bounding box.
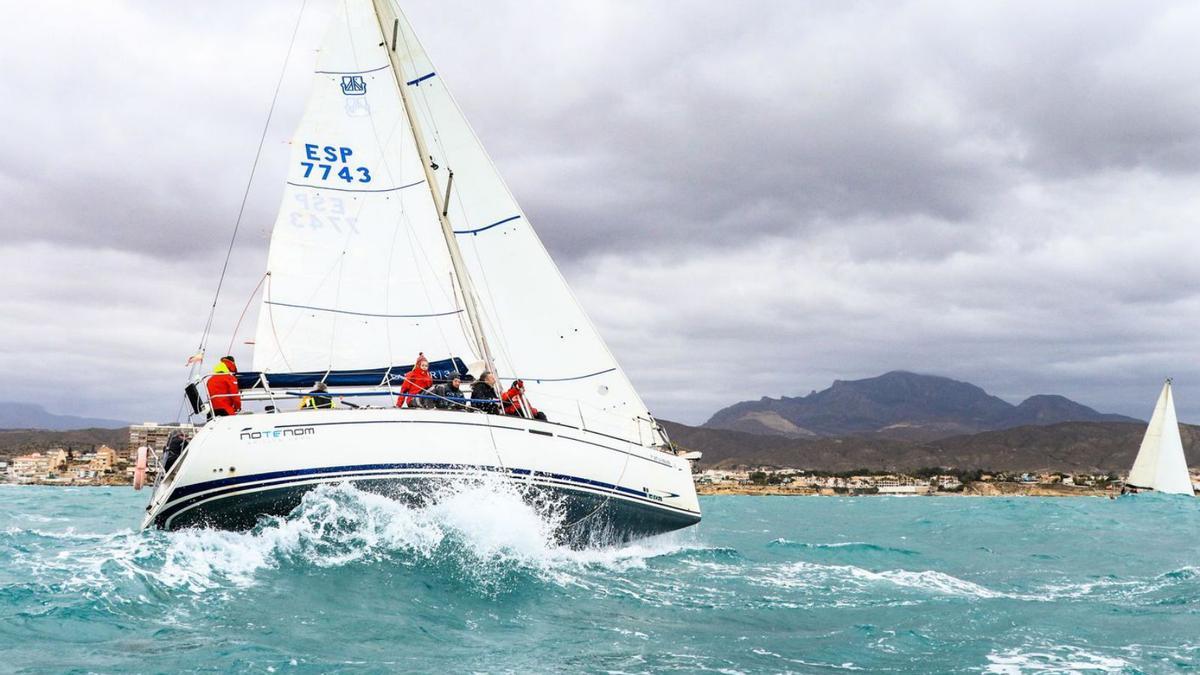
[141,409,701,543]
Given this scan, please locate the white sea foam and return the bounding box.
[753,560,1014,601]
[751,558,1200,606]
[984,645,1129,673]
[1031,566,1200,603]
[144,481,701,593]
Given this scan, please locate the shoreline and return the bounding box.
[696,481,1117,497]
[3,480,1117,497]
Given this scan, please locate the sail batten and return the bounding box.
[284,178,424,193]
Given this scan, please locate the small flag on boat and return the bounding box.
[186,351,204,366]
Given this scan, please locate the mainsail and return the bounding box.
[253,0,659,443]
[1127,380,1193,495]
[252,0,477,375]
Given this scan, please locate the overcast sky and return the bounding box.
[2,0,1198,426]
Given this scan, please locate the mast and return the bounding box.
[370,0,497,377]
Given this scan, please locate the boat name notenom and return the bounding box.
[239,428,317,442]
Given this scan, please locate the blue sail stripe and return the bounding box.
[453,215,521,235]
[265,302,463,319]
[406,72,437,86]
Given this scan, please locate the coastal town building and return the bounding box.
[7,444,129,485]
[48,449,70,473]
[872,476,935,495]
[932,475,963,491]
[89,446,119,472]
[9,452,53,482]
[2,423,198,486]
[127,423,196,460]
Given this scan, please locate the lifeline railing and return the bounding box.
[195,375,671,452]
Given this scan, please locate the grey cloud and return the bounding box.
[429,0,1200,258]
[0,0,317,257]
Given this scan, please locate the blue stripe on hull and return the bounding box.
[163,462,696,516]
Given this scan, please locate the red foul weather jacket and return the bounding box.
[501,386,538,417]
[397,368,433,407]
[207,368,241,416]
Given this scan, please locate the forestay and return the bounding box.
[374,0,659,443]
[253,0,478,375]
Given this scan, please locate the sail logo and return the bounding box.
[345,96,369,117]
[340,76,367,96]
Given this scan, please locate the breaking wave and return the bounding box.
[751,559,1013,601]
[5,482,705,602]
[984,644,1131,673]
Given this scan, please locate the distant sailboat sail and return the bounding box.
[1126,380,1193,495]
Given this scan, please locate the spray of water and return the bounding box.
[146,480,697,594]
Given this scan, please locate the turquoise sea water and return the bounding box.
[1,485,1198,673]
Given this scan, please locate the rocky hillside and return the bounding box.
[704,371,1137,440]
[663,419,1199,474]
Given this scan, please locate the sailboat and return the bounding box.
[140,0,701,541]
[1124,379,1195,496]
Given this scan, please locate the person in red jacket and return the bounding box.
[206,356,242,417]
[396,353,433,408]
[501,379,547,420]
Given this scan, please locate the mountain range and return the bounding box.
[0,402,127,431]
[663,419,1200,473]
[704,371,1138,441]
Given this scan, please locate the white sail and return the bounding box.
[1128,380,1193,495]
[253,0,477,374]
[369,1,660,442]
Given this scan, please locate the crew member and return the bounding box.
[206,356,242,417]
[396,353,433,408]
[430,376,464,410]
[501,379,547,420]
[470,371,500,414]
[162,431,189,472]
[300,381,334,409]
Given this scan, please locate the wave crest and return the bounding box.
[153,481,696,594]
